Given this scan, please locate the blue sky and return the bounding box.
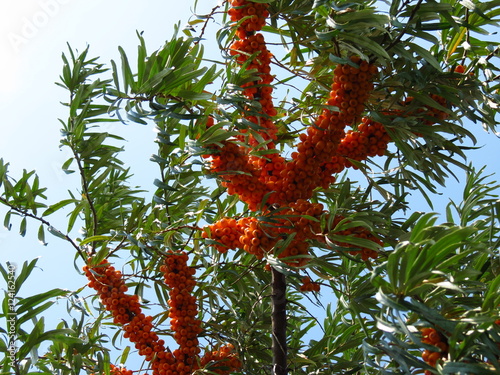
[0,0,499,370]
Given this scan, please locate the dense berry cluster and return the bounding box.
[330,57,378,124]
[272,57,380,204]
[420,327,448,374]
[230,33,274,108]
[206,1,387,209]
[227,0,277,149]
[202,217,243,253]
[83,260,142,325]
[85,256,242,375]
[84,260,168,368]
[205,141,268,211]
[159,251,202,372]
[200,344,242,374]
[227,0,269,38]
[335,118,391,170]
[204,200,326,266]
[299,276,321,292]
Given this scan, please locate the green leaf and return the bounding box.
[16,288,69,315]
[47,225,68,240]
[43,199,78,217]
[78,235,113,246]
[3,211,11,230]
[483,274,500,310]
[341,33,391,61]
[442,361,498,374]
[14,258,39,293]
[408,42,442,71]
[37,225,47,246]
[19,217,27,237]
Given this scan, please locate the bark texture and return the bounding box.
[271,266,287,375]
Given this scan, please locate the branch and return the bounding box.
[0,196,84,259]
[385,0,424,53]
[271,267,288,375]
[72,148,99,254]
[194,4,222,46]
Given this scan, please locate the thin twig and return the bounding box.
[0,196,84,259]
[195,4,223,45]
[385,0,424,53]
[72,149,99,254]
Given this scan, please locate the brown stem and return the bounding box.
[385,0,424,53]
[271,266,287,375]
[0,196,84,259]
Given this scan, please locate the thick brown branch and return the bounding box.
[271,266,287,375]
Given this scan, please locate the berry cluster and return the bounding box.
[202,1,385,279]
[330,57,378,124]
[84,260,169,367]
[203,200,325,266]
[202,217,243,253]
[83,260,142,325]
[230,34,274,107]
[85,256,242,375]
[228,0,277,149]
[206,140,268,211]
[420,327,448,374]
[335,118,391,170]
[299,276,321,292]
[272,57,380,204]
[238,216,274,259]
[200,344,242,374]
[90,364,136,375]
[160,252,243,374]
[160,251,202,372]
[227,0,269,39]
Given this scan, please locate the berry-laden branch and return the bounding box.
[200,0,466,372]
[84,253,242,375]
[203,0,385,270]
[204,1,460,264]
